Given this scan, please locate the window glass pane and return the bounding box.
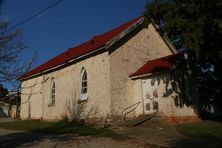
[50,80,56,105]
[81,69,87,96]
[83,71,87,80]
[51,100,54,104]
[82,82,87,87]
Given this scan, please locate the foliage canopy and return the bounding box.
[144,0,222,85]
[144,0,222,117]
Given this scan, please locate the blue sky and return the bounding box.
[1,0,149,89]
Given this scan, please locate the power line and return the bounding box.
[3,0,64,34]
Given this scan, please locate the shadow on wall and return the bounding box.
[148,60,221,120]
[0,108,8,118]
[20,77,49,119]
[64,92,100,125]
[0,102,20,118]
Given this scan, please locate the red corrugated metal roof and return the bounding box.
[129,52,184,77]
[19,16,143,80]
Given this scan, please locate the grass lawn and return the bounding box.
[176,120,222,141]
[0,120,124,140]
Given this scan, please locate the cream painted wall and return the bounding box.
[20,23,178,121]
[20,76,43,119]
[109,24,174,117]
[133,74,197,117]
[20,52,110,120]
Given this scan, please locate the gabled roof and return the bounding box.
[19,16,144,80]
[129,52,184,78]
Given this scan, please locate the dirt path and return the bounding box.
[112,124,221,148]
[1,118,221,148]
[0,128,146,148]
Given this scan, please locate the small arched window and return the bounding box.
[49,78,56,106]
[80,68,87,100]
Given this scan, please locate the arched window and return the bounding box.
[80,68,87,100]
[49,78,55,106]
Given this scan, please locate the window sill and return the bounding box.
[48,104,56,107]
[78,99,88,104]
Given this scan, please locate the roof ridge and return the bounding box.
[19,16,143,80]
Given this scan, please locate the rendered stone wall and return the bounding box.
[20,23,177,121]
[133,73,197,118]
[20,52,110,120]
[20,76,43,119]
[109,24,174,118]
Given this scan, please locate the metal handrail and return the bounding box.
[122,101,141,122]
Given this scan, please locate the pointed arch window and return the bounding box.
[80,68,88,100]
[49,78,55,106]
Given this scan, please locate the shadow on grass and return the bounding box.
[0,130,74,148]
[171,138,222,148]
[0,121,126,147]
[174,120,222,147]
[33,121,124,139]
[176,120,222,141]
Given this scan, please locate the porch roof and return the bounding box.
[129,52,184,78]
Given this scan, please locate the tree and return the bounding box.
[0,83,8,98]
[0,22,38,85]
[0,4,38,86]
[144,0,222,117]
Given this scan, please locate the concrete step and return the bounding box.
[122,114,156,127]
[140,115,168,128]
